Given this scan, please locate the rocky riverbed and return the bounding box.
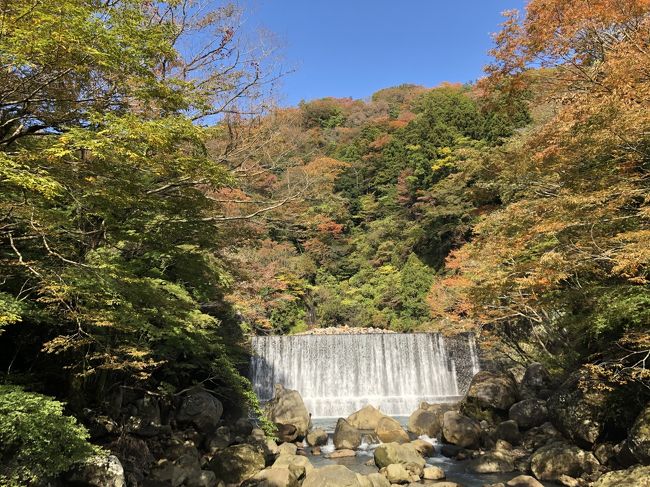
[65,362,650,487]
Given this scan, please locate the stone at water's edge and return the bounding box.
[375,415,409,444]
[373,442,425,469]
[302,465,362,487]
[464,370,518,412]
[347,404,387,430]
[529,441,600,481]
[407,407,441,437]
[265,384,311,437]
[306,427,328,447]
[506,475,544,487]
[333,417,362,450]
[469,450,515,473]
[442,410,481,448]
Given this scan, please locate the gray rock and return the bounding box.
[67,454,125,487]
[519,363,552,399]
[271,453,314,478]
[376,416,409,444]
[422,465,445,480]
[628,402,650,464]
[306,428,328,447]
[529,441,600,481]
[302,465,362,487]
[207,444,265,484]
[266,385,310,437]
[442,411,481,448]
[465,371,518,411]
[277,443,298,456]
[410,439,435,457]
[509,399,548,430]
[275,423,298,443]
[373,442,425,469]
[591,464,650,487]
[177,389,223,434]
[469,450,515,473]
[407,408,441,437]
[334,418,362,450]
[383,463,411,484]
[347,405,387,430]
[495,420,521,445]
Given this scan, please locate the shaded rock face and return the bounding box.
[376,416,409,444]
[419,402,458,425]
[373,442,426,469]
[302,465,362,487]
[363,472,390,487]
[275,423,298,443]
[547,369,610,447]
[529,441,600,481]
[465,371,518,412]
[410,439,435,457]
[333,418,362,450]
[495,420,521,445]
[383,463,410,483]
[306,428,328,447]
[442,411,481,448]
[177,390,223,434]
[407,408,441,437]
[628,402,650,464]
[67,454,125,487]
[519,363,552,399]
[469,450,515,473]
[346,405,387,430]
[509,399,548,430]
[207,444,265,484]
[591,464,650,487]
[266,384,310,437]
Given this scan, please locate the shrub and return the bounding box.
[0,385,97,486]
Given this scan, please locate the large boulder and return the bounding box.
[407,408,441,437]
[302,465,362,487]
[506,475,544,487]
[306,428,328,447]
[275,423,298,443]
[465,371,518,412]
[67,455,125,487]
[441,411,481,448]
[495,420,521,445]
[509,399,548,430]
[333,418,361,450]
[469,450,515,473]
[419,402,458,425]
[529,441,600,481]
[382,463,411,484]
[373,442,425,469]
[347,405,387,430]
[266,384,310,437]
[422,465,445,480]
[362,473,390,487]
[251,467,300,487]
[628,402,650,464]
[591,464,650,487]
[272,454,314,478]
[410,439,435,457]
[177,389,223,434]
[519,363,552,399]
[207,444,265,484]
[376,416,409,444]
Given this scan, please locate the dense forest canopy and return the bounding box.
[0,0,648,484]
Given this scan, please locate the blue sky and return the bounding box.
[242,0,527,106]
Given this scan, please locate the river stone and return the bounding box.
[407,408,441,437]
[591,464,650,487]
[442,411,481,448]
[208,444,265,484]
[306,428,328,447]
[469,450,515,473]
[374,442,425,469]
[277,443,297,456]
[302,465,362,487]
[529,441,600,481]
[334,418,362,450]
[547,368,610,447]
[509,399,548,430]
[327,449,356,458]
[506,475,544,487]
[272,454,314,478]
[465,371,518,412]
[495,420,521,445]
[382,463,410,483]
[347,405,387,430]
[266,384,310,437]
[420,402,458,424]
[410,439,435,457]
[422,465,445,480]
[252,467,299,487]
[275,423,298,443]
[376,416,409,444]
[363,472,390,487]
[628,402,650,464]
[177,389,223,434]
[67,454,125,487]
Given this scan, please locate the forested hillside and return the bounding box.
[0,0,648,485]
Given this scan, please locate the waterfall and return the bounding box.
[250,332,480,418]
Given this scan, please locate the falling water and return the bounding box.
[250,333,480,418]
